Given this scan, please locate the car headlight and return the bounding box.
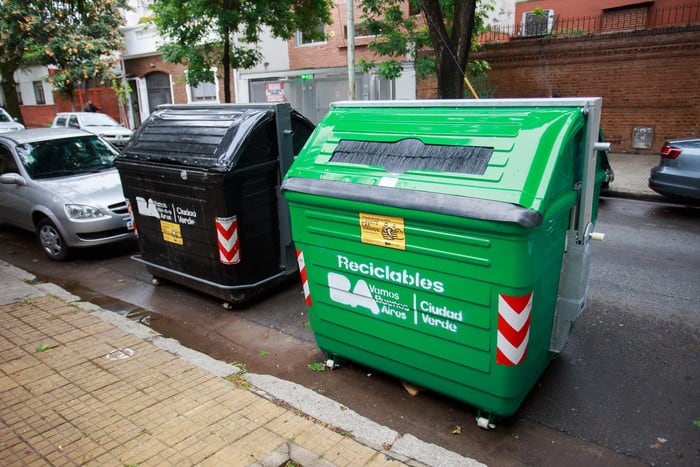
[65,204,106,220]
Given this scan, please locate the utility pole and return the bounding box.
[347,0,356,100]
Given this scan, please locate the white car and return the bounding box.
[51,112,133,149]
[0,128,135,260]
[0,107,26,133]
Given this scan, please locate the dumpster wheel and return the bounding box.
[151,276,161,286]
[476,410,496,430]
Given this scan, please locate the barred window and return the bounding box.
[33,81,46,105]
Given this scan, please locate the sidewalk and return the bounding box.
[604,152,663,202]
[0,261,482,467]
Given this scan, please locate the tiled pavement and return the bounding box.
[0,292,411,466]
[0,262,483,467]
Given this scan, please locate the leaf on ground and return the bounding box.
[35,344,56,353]
[694,418,700,428]
[308,362,326,372]
[451,425,462,435]
[260,350,270,357]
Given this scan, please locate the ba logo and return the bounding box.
[328,272,380,315]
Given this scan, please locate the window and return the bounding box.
[0,145,19,175]
[186,69,218,103]
[295,23,326,46]
[521,9,554,36]
[189,81,218,102]
[33,81,46,105]
[602,5,650,32]
[15,84,22,105]
[344,22,373,39]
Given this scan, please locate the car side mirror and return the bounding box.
[0,172,27,186]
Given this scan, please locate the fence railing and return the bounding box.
[478,3,700,44]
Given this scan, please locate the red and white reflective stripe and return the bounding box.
[216,216,241,265]
[496,292,533,366]
[296,249,312,307]
[126,199,137,235]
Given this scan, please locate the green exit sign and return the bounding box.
[300,73,314,81]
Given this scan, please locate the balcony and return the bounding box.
[121,23,162,58]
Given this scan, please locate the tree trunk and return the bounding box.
[421,0,477,99]
[0,64,23,124]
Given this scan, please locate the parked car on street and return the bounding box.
[0,107,25,133]
[0,128,135,260]
[648,137,700,203]
[51,112,132,149]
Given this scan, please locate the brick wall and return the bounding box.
[21,89,124,128]
[418,26,700,153]
[125,55,236,103]
[125,56,189,104]
[288,1,410,70]
[19,105,55,129]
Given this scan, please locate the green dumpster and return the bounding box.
[281,98,609,425]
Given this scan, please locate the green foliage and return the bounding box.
[0,0,128,115]
[151,0,333,89]
[0,1,40,69]
[43,0,129,99]
[357,0,430,79]
[35,343,58,353]
[0,1,47,120]
[111,79,130,105]
[308,362,326,372]
[358,0,495,98]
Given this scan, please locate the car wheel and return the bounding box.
[36,218,70,261]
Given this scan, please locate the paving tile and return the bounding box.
[264,409,320,440]
[0,279,418,467]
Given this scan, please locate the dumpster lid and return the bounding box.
[283,98,601,221]
[119,103,302,171]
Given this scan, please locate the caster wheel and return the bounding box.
[152,277,161,286]
[476,413,496,430]
[222,302,233,310]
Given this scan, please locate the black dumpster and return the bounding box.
[115,103,315,306]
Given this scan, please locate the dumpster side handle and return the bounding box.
[576,100,607,245]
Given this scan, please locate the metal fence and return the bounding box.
[478,3,700,44]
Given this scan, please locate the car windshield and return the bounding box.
[81,113,120,127]
[17,135,119,179]
[0,110,12,123]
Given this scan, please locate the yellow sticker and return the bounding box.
[360,213,405,250]
[160,220,183,245]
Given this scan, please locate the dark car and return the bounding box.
[648,138,700,203]
[0,128,135,260]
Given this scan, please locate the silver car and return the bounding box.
[51,112,133,149]
[0,107,25,133]
[649,137,700,203]
[0,128,135,260]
